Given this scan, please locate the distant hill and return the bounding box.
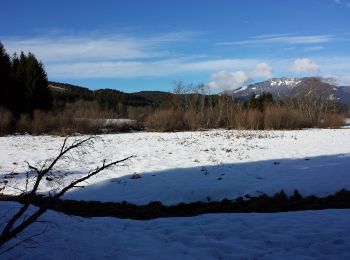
[49,77,350,111]
[48,82,172,108]
[224,77,350,104]
[49,81,94,103]
[133,91,174,106]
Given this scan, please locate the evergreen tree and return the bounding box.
[249,92,274,111]
[0,42,51,114]
[10,53,27,114]
[14,52,52,112]
[0,41,13,109]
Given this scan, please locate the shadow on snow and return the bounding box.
[63,153,350,205]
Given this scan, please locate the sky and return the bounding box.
[1,0,350,92]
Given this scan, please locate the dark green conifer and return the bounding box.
[0,42,13,109]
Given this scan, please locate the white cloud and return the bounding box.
[182,59,259,71]
[4,32,264,79]
[291,58,319,73]
[253,62,273,78]
[252,33,292,39]
[208,63,273,90]
[217,34,334,46]
[46,58,261,79]
[338,75,350,85]
[332,0,350,7]
[284,46,296,51]
[208,71,249,90]
[2,32,198,62]
[304,46,324,52]
[316,57,350,75]
[4,32,349,84]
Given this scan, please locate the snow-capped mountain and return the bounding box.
[224,77,350,104]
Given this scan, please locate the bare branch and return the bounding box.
[28,136,94,198]
[0,136,132,250]
[54,155,133,199]
[59,137,68,154]
[25,161,39,174]
[0,226,48,255]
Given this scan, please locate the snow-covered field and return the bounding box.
[1,202,350,259]
[1,129,349,204]
[1,129,350,259]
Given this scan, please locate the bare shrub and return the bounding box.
[204,107,223,129]
[264,106,286,130]
[145,109,188,131]
[0,107,13,135]
[246,109,264,129]
[31,110,56,135]
[64,100,116,119]
[16,114,32,134]
[229,110,246,129]
[229,108,264,130]
[319,113,345,128]
[127,106,153,129]
[184,110,204,130]
[14,100,137,135]
[263,106,311,130]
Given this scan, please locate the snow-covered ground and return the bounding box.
[1,129,350,259]
[1,201,350,259]
[1,129,350,205]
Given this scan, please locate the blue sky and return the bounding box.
[1,0,350,92]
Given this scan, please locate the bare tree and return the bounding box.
[0,136,133,250]
[290,78,334,125]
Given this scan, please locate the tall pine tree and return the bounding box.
[0,41,13,110]
[14,52,52,113]
[1,42,52,114]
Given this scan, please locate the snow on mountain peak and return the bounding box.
[268,78,301,88]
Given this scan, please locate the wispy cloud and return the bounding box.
[3,31,349,86]
[217,34,334,46]
[46,58,261,78]
[304,46,324,52]
[2,32,199,62]
[284,46,296,51]
[332,0,350,7]
[2,31,269,79]
[251,33,292,39]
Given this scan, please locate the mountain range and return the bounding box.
[224,77,350,104]
[49,77,350,107]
